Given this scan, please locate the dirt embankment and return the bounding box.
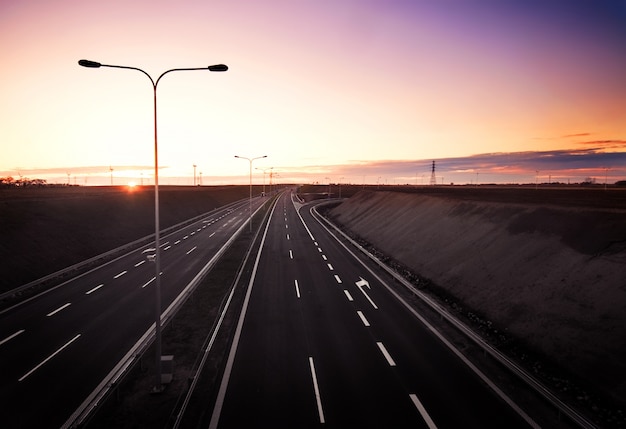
[0,186,252,292]
[329,189,626,407]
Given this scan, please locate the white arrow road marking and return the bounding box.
[410,394,438,429]
[356,277,378,309]
[19,334,81,382]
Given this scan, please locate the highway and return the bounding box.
[0,197,264,428]
[210,190,538,428]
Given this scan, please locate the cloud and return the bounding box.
[562,132,591,138]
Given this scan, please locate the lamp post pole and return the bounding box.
[235,155,267,232]
[79,59,227,392]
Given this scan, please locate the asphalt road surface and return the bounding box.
[0,197,264,428]
[210,191,537,428]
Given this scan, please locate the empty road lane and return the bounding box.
[211,191,536,428]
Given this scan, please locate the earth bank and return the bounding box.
[328,189,626,409]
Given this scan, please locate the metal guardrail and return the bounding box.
[311,202,597,429]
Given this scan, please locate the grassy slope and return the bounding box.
[0,185,253,292]
[328,188,626,409]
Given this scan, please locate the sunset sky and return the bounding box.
[1,0,625,185]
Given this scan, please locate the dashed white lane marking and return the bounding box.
[142,276,156,288]
[295,280,301,298]
[47,303,71,317]
[159,241,169,248]
[19,334,81,382]
[285,224,289,229]
[174,240,181,245]
[0,329,25,347]
[289,250,293,259]
[317,247,322,253]
[410,394,438,429]
[376,342,396,366]
[134,260,145,267]
[163,245,171,251]
[327,263,334,271]
[209,232,216,238]
[357,311,371,327]
[186,246,197,255]
[183,235,189,240]
[114,270,127,279]
[343,290,354,301]
[334,275,342,284]
[322,255,327,261]
[309,357,325,424]
[286,234,290,240]
[85,284,104,295]
[191,231,196,236]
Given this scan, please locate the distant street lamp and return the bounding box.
[256,166,272,197]
[235,155,267,231]
[193,164,197,186]
[79,58,227,393]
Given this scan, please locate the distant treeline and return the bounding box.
[0,176,53,188]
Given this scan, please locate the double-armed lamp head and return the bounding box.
[78,59,228,72]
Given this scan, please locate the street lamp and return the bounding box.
[256,166,273,197]
[79,58,227,393]
[235,155,267,231]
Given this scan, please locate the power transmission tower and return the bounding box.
[430,160,437,185]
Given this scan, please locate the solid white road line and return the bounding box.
[357,311,371,327]
[295,280,301,298]
[376,342,396,366]
[85,284,104,295]
[134,260,145,267]
[334,275,342,284]
[410,394,438,429]
[114,270,127,279]
[309,357,326,424]
[46,303,71,317]
[186,246,197,255]
[343,290,354,301]
[19,334,81,382]
[0,329,25,347]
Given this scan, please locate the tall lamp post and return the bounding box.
[235,155,267,231]
[79,58,227,392]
